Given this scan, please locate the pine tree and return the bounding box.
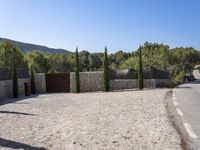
[13,59,18,98]
[31,66,36,94]
[103,46,110,92]
[75,47,80,93]
[138,46,144,90]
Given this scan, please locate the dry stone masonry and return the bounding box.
[70,71,173,93]
[70,72,104,92]
[0,68,173,100]
[34,73,46,93]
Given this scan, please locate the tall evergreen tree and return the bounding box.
[138,46,144,90]
[13,59,18,98]
[31,66,36,94]
[75,47,80,93]
[103,46,110,92]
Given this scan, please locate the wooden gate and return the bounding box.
[45,73,70,92]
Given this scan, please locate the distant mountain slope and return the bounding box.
[0,38,70,54]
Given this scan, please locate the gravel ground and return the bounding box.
[0,89,181,150]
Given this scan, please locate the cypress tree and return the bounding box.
[13,59,18,98]
[103,46,110,92]
[138,46,144,90]
[75,47,80,93]
[31,66,36,94]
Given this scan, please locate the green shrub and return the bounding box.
[175,70,186,83]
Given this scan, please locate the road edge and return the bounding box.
[164,90,199,150]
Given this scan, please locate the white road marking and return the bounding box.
[184,123,198,139]
[176,108,183,116]
[172,96,176,100]
[173,101,178,106]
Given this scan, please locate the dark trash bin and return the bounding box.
[24,81,31,96]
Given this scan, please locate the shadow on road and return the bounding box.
[0,137,48,150]
[0,111,36,116]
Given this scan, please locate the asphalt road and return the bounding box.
[173,70,200,148]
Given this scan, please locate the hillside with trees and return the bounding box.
[0,38,70,54]
[0,40,200,82]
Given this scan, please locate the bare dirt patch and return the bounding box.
[0,89,181,150]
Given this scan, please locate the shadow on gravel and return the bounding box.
[0,137,48,150]
[13,102,30,104]
[176,86,192,89]
[0,94,39,106]
[0,111,36,116]
[111,88,156,93]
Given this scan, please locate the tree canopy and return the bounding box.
[0,41,26,70]
[1,41,200,81]
[25,51,48,73]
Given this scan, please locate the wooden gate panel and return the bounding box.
[46,73,70,92]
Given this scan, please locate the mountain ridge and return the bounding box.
[0,37,70,54]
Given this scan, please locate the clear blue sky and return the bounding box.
[0,0,199,53]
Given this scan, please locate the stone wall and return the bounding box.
[70,72,104,92]
[110,79,137,90]
[0,80,12,100]
[0,78,30,100]
[0,72,173,98]
[35,73,46,93]
[154,79,174,88]
[70,71,173,93]
[0,73,47,100]
[110,79,173,90]
[18,78,30,96]
[110,79,155,90]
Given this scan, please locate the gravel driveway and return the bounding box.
[0,89,181,150]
